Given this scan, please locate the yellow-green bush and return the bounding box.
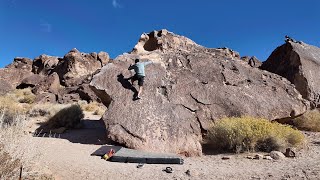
[208,116,305,153]
[293,110,320,132]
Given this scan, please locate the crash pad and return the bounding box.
[91,145,184,164]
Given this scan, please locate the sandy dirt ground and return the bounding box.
[23,113,320,180]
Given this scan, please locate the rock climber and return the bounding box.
[128,58,153,100]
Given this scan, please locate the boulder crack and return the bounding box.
[118,124,145,142]
[181,104,197,112]
[196,117,208,135]
[190,93,211,105]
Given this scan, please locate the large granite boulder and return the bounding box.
[55,48,108,86]
[261,41,320,108]
[90,29,308,156]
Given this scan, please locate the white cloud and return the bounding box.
[40,20,52,33]
[112,0,122,8]
[9,0,17,7]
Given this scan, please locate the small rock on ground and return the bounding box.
[270,151,285,160]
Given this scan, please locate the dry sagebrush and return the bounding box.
[208,116,305,153]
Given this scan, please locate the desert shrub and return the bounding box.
[41,104,84,129]
[79,101,106,115]
[7,88,36,104]
[0,96,26,126]
[293,109,320,132]
[208,116,305,153]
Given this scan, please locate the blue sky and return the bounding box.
[1,0,319,67]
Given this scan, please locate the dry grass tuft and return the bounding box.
[0,144,21,179]
[28,103,70,117]
[93,108,105,116]
[0,110,26,179]
[207,116,305,153]
[0,111,53,179]
[0,93,55,179]
[0,96,26,126]
[79,101,106,115]
[7,88,36,104]
[293,109,320,132]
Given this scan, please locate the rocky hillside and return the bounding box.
[0,49,110,104]
[90,29,308,156]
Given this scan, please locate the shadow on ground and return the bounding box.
[34,118,113,145]
[201,144,228,155]
[313,141,320,146]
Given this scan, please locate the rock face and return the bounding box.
[17,74,44,89]
[0,58,33,93]
[55,48,108,87]
[261,41,320,108]
[32,54,60,75]
[90,29,308,156]
[0,68,33,89]
[98,51,110,66]
[0,79,12,95]
[1,49,109,106]
[6,57,33,71]
[241,56,262,68]
[32,72,61,95]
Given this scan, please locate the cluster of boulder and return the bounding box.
[1,29,320,156]
[0,48,110,104]
[89,29,318,156]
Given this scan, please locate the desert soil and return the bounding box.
[22,113,320,180]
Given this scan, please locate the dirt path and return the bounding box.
[26,114,320,180]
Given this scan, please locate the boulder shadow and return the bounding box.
[117,73,138,100]
[201,143,228,155]
[34,118,113,145]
